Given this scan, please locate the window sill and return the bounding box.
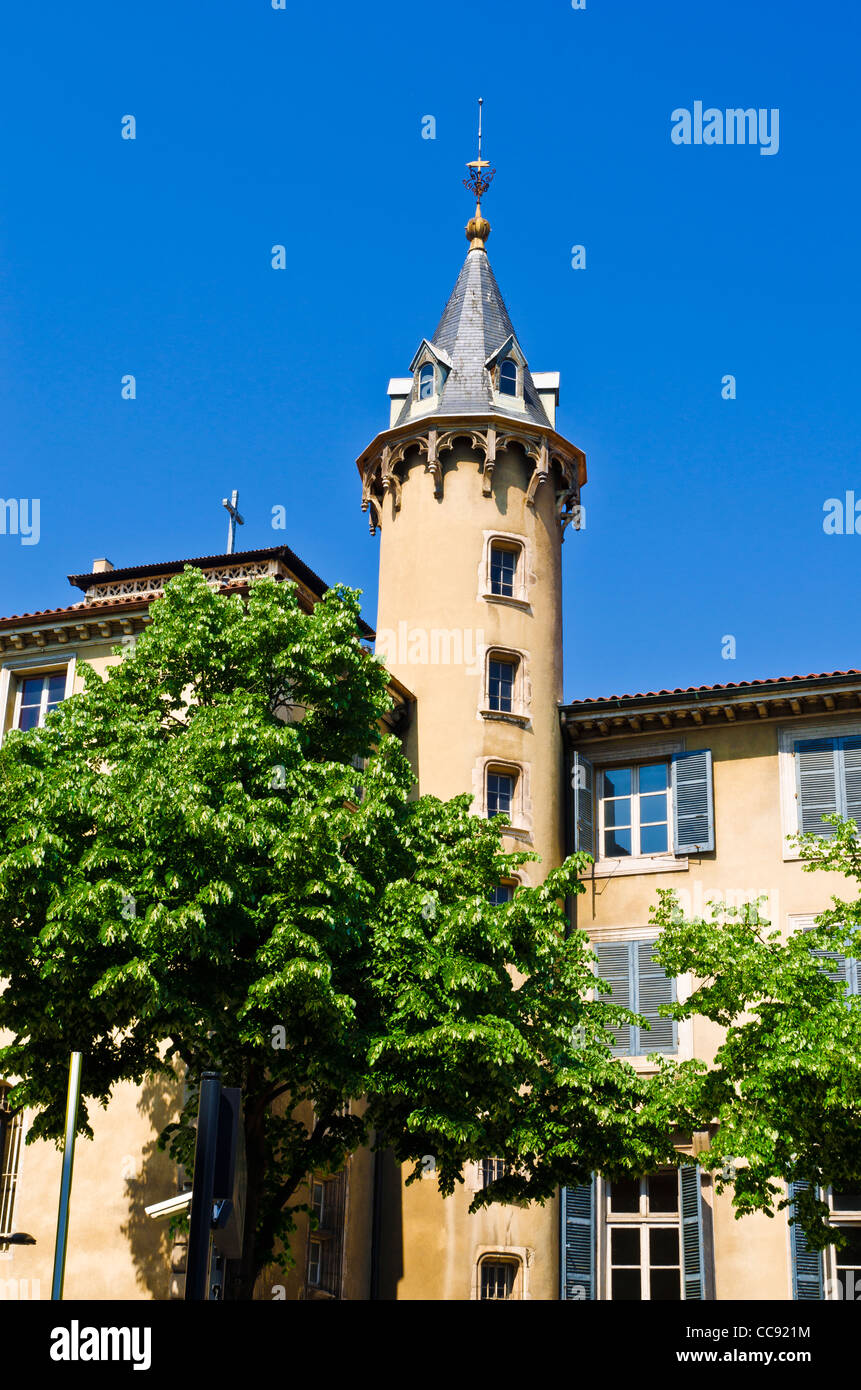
[481,593,532,613]
[496,825,533,844]
[480,709,530,728]
[587,856,688,879]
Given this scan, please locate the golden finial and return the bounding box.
[464,97,494,249]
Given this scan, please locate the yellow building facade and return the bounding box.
[1,184,859,1303]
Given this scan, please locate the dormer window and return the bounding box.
[499,359,518,396]
[418,363,435,399]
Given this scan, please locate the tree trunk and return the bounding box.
[232,1098,267,1300]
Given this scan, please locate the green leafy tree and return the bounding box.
[0,569,677,1299]
[648,819,861,1249]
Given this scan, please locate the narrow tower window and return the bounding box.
[418,363,435,399]
[487,771,514,819]
[499,359,518,396]
[489,545,518,597]
[479,1257,521,1300]
[489,659,515,713]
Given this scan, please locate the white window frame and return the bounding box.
[824,1188,861,1301]
[307,1237,322,1287]
[587,738,688,878]
[598,761,672,862]
[0,656,76,746]
[599,1173,684,1302]
[778,717,861,860]
[479,646,530,725]
[473,757,533,840]
[478,530,531,608]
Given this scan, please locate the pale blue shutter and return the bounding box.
[841,737,861,826]
[636,941,677,1054]
[560,1179,595,1300]
[795,739,839,836]
[813,948,850,988]
[594,941,633,1055]
[671,750,714,853]
[573,753,595,857]
[788,1181,824,1300]
[679,1165,705,1300]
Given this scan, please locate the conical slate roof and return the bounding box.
[395,247,551,428]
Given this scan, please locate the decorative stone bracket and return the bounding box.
[359,420,583,537]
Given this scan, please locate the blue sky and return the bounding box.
[1,1,859,700]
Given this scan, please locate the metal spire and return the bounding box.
[463,98,495,249]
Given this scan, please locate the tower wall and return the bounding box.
[373,437,567,1299]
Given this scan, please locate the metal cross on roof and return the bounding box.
[222,489,245,555]
[464,97,495,201]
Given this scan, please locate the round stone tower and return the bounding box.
[356,154,587,1300]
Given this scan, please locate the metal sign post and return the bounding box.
[185,1072,221,1301]
[51,1051,83,1300]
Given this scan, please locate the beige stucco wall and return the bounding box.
[576,715,857,1299]
[1,629,185,1301]
[373,439,568,1299]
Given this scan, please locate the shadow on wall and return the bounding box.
[120,1068,185,1300]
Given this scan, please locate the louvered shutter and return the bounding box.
[594,941,632,1055]
[841,737,861,827]
[795,739,840,836]
[679,1166,705,1300]
[636,941,677,1053]
[671,750,714,854]
[561,1180,595,1300]
[813,948,850,988]
[573,753,595,857]
[802,922,858,1000]
[788,1181,824,1300]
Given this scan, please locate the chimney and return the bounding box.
[92,558,114,574]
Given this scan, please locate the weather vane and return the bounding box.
[463,97,495,201]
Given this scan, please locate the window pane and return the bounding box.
[611,1268,641,1300]
[650,1268,681,1301]
[499,360,517,396]
[638,763,667,794]
[419,364,434,398]
[835,1226,861,1267]
[647,1172,679,1213]
[640,824,668,855]
[604,828,632,857]
[603,768,631,798]
[610,1227,640,1264]
[20,677,43,702]
[649,1227,679,1266]
[489,884,514,906]
[17,705,41,732]
[832,1191,861,1212]
[604,798,631,829]
[46,673,67,706]
[639,792,667,824]
[609,1178,640,1213]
